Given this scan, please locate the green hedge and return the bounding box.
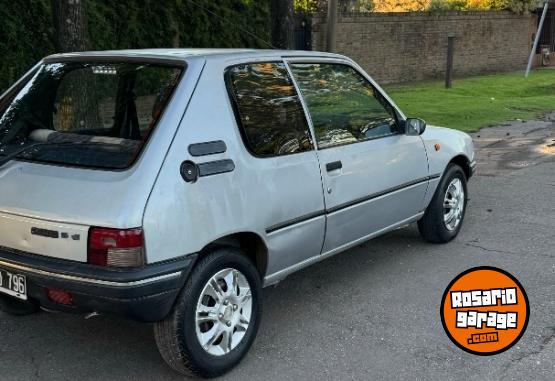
[0,0,53,94]
[0,0,271,93]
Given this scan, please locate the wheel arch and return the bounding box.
[196,232,268,278]
[448,154,472,180]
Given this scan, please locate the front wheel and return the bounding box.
[418,164,468,243]
[154,247,262,378]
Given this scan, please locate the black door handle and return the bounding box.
[326,161,342,172]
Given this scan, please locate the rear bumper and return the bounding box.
[0,247,196,322]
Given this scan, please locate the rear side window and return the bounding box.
[0,61,183,169]
[226,62,313,157]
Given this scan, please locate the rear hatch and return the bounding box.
[0,56,188,262]
[0,162,155,262]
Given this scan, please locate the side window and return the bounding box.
[226,62,313,157]
[290,63,399,149]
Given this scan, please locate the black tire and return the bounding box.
[154,247,262,378]
[418,164,468,243]
[0,295,40,316]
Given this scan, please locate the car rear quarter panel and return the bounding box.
[142,58,326,267]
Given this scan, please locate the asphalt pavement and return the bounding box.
[1,120,554,381]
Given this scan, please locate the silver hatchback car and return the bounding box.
[0,49,475,377]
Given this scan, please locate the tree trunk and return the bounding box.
[51,0,88,52]
[271,0,294,49]
[51,0,95,132]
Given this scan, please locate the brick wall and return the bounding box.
[312,11,538,84]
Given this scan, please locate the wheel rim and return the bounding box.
[443,178,465,231]
[195,268,253,356]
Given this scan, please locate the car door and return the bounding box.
[223,61,327,276]
[288,60,429,254]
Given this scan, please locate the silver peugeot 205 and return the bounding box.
[0,49,475,377]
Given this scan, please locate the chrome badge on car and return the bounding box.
[31,227,80,241]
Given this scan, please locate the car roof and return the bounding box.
[45,48,347,63]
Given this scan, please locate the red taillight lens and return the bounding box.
[88,227,145,267]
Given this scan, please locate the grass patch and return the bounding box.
[385,69,555,132]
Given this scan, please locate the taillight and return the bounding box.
[88,227,145,267]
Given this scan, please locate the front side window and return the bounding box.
[290,63,399,149]
[226,62,313,157]
[0,61,183,169]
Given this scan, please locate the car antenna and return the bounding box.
[185,0,277,50]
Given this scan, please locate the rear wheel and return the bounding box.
[418,164,467,243]
[0,295,40,316]
[154,247,262,378]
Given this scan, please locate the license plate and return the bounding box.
[0,269,27,300]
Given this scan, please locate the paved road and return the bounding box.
[1,121,554,381]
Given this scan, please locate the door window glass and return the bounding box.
[290,63,399,149]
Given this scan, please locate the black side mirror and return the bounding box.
[405,118,427,136]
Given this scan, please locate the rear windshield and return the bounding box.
[0,61,183,169]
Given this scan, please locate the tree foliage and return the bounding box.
[87,0,271,51]
[294,0,321,12]
[0,0,272,93]
[328,0,540,13]
[0,0,53,94]
[428,0,539,13]
[0,0,541,93]
[500,0,540,14]
[373,0,430,12]
[344,0,376,12]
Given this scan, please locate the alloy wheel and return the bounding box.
[443,178,465,231]
[195,268,253,356]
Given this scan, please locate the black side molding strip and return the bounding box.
[188,140,227,157]
[266,210,326,234]
[198,159,235,177]
[326,174,440,214]
[266,174,441,233]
